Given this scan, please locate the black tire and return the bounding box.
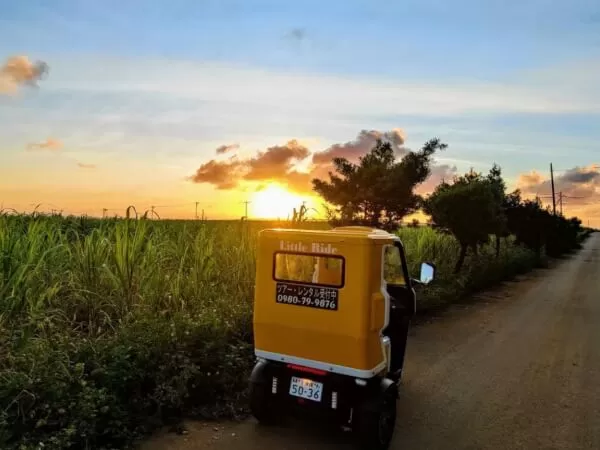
[354,383,398,450]
[249,381,278,425]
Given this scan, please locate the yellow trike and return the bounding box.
[249,226,435,450]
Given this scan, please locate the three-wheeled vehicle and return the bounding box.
[249,226,435,450]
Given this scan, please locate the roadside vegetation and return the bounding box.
[0,138,591,449]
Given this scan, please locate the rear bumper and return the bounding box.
[250,358,383,424]
[254,349,386,378]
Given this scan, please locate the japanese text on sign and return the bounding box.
[275,282,339,310]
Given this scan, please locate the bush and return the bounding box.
[398,229,538,313]
[0,215,262,449]
[1,314,253,449]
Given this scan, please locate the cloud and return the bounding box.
[42,56,600,118]
[244,140,310,181]
[26,138,63,152]
[312,128,406,164]
[517,165,600,213]
[518,170,545,187]
[0,55,49,95]
[304,128,409,186]
[24,138,99,171]
[188,159,244,190]
[189,139,310,190]
[77,162,97,169]
[583,12,600,24]
[286,28,306,41]
[561,165,600,184]
[215,143,239,154]
[518,165,600,195]
[189,128,448,195]
[416,164,458,195]
[254,183,268,192]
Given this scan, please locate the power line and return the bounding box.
[151,202,199,209]
[559,191,563,215]
[4,200,217,220]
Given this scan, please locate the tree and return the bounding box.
[312,138,447,231]
[546,215,581,256]
[486,164,509,257]
[423,169,504,273]
[504,190,546,259]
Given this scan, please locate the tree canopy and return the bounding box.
[424,165,585,272]
[312,138,447,231]
[423,167,505,272]
[311,136,585,271]
[505,190,583,258]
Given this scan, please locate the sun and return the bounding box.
[250,184,308,219]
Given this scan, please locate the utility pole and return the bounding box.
[559,192,563,215]
[195,201,199,220]
[102,208,107,218]
[242,200,251,219]
[550,163,557,215]
[151,205,155,219]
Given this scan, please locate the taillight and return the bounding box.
[286,364,327,376]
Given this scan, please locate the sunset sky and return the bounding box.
[1,1,599,225]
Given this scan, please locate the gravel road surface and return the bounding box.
[142,234,600,450]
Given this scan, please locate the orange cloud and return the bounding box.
[26,138,63,152]
[0,55,49,95]
[518,165,599,199]
[518,170,545,187]
[188,128,437,196]
[189,140,311,191]
[77,162,97,169]
[188,159,244,189]
[243,140,310,181]
[516,164,600,226]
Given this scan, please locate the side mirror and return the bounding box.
[419,262,435,285]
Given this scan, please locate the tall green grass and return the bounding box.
[0,214,538,449]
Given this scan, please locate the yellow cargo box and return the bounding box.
[253,226,408,378]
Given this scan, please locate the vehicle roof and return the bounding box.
[259,226,399,241]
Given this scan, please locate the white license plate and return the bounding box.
[289,376,323,402]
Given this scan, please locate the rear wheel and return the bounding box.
[354,383,398,450]
[249,381,278,425]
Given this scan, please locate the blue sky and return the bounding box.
[1,0,599,222]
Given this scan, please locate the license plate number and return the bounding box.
[289,376,323,402]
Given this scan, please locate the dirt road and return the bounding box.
[142,234,600,450]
